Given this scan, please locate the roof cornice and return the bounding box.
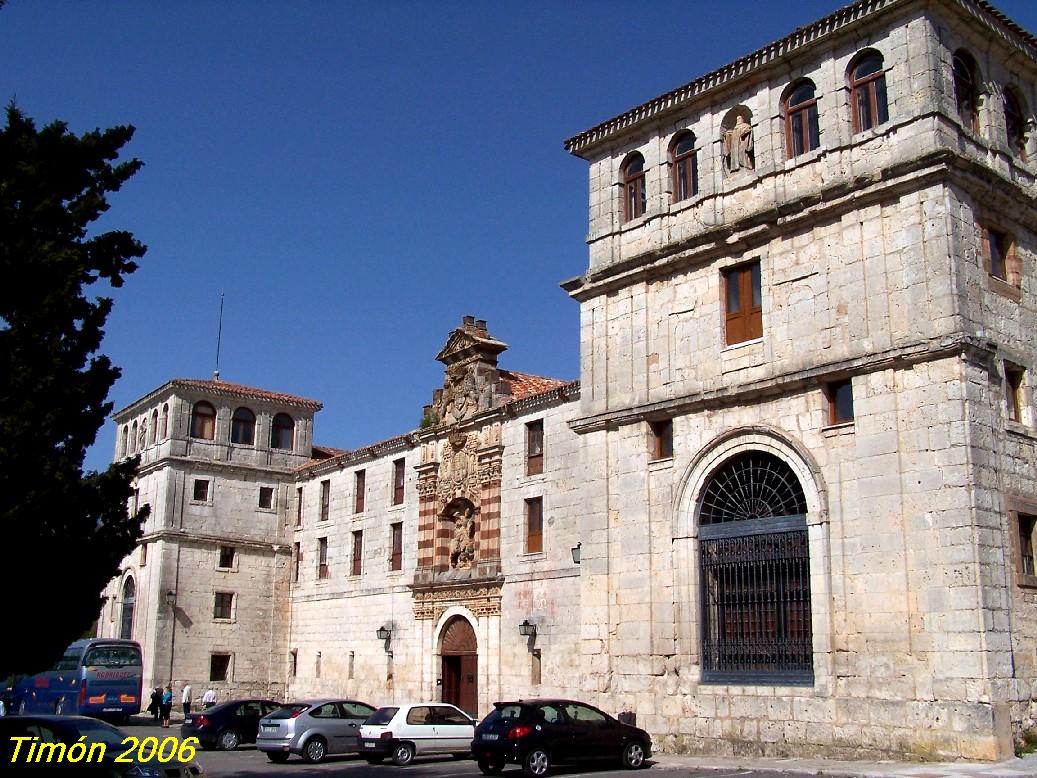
[563,0,1037,158]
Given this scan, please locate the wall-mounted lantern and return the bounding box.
[571,542,582,564]
[518,619,537,638]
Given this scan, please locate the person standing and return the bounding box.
[201,686,217,709]
[181,682,193,717]
[160,685,173,728]
[148,687,161,722]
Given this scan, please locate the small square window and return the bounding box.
[213,592,234,620]
[826,379,854,425]
[649,419,673,460]
[1005,363,1025,424]
[981,224,1020,287]
[210,654,231,682]
[218,546,235,569]
[258,486,274,510]
[193,479,210,502]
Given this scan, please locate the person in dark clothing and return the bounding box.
[147,687,161,722]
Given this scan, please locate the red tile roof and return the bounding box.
[169,378,323,410]
[310,444,348,461]
[498,370,569,400]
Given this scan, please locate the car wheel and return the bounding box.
[478,757,506,775]
[302,737,327,764]
[217,729,240,751]
[266,753,290,764]
[391,742,415,766]
[54,698,65,715]
[523,748,551,777]
[621,740,647,769]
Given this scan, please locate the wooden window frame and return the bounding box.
[723,261,763,345]
[622,154,646,222]
[190,401,216,440]
[526,420,544,476]
[230,407,256,445]
[649,419,673,461]
[213,592,234,620]
[270,413,295,451]
[849,52,889,133]
[192,478,210,503]
[525,497,543,554]
[317,537,328,580]
[1005,362,1025,424]
[670,132,698,203]
[825,379,855,425]
[784,82,820,158]
[354,470,366,513]
[319,479,330,521]
[392,458,405,506]
[980,223,1020,289]
[351,530,363,577]
[1008,500,1037,588]
[390,522,403,572]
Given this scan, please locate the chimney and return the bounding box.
[475,319,487,333]
[462,315,475,330]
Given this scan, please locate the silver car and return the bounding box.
[256,698,378,763]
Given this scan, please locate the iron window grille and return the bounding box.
[698,451,813,684]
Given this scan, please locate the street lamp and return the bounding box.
[376,624,392,641]
[571,543,582,565]
[518,619,537,638]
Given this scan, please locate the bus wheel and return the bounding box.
[54,698,65,715]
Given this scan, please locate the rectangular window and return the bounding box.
[317,537,328,580]
[981,224,1017,285]
[289,650,297,678]
[213,592,234,620]
[140,543,147,567]
[258,486,274,510]
[1019,514,1036,578]
[354,470,366,513]
[526,420,544,475]
[649,419,673,460]
[1006,363,1025,423]
[320,480,330,521]
[193,479,210,502]
[209,654,231,682]
[526,497,543,554]
[392,459,405,505]
[292,542,301,583]
[390,522,403,571]
[295,487,303,527]
[825,379,855,425]
[218,546,235,569]
[724,261,762,345]
[351,530,363,576]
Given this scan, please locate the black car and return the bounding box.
[0,714,204,776]
[181,699,281,750]
[471,699,651,776]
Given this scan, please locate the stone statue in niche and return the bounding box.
[449,504,475,570]
[723,113,754,173]
[138,419,148,450]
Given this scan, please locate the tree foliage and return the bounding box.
[0,105,149,676]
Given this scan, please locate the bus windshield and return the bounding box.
[83,645,142,667]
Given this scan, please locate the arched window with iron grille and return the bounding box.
[698,451,813,684]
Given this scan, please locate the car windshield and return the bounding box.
[266,704,308,720]
[82,646,142,667]
[67,719,129,750]
[365,707,398,726]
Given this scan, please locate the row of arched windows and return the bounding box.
[189,401,296,450]
[122,404,170,457]
[952,49,1029,160]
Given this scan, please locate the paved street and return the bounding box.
[121,723,814,778]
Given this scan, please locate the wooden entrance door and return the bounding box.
[440,617,478,716]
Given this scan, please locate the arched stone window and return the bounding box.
[670,131,698,202]
[622,152,647,222]
[1004,86,1028,160]
[130,421,138,454]
[953,50,981,133]
[149,409,158,445]
[190,401,216,440]
[849,50,888,132]
[160,403,169,439]
[231,407,256,445]
[121,426,129,458]
[271,413,295,450]
[783,79,820,158]
[698,451,813,684]
[120,577,135,640]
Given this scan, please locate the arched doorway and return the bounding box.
[439,616,477,715]
[119,577,135,640]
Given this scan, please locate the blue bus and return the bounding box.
[12,639,143,721]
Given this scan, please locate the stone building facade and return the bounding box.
[99,0,1037,762]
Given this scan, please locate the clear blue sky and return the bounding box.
[3,0,1035,474]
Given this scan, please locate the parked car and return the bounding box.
[471,699,652,776]
[256,698,377,763]
[0,714,204,776]
[358,702,475,766]
[181,698,281,750]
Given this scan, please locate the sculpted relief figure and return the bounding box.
[449,504,475,570]
[723,113,754,173]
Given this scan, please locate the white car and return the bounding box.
[358,702,475,766]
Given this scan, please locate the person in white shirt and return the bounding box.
[202,687,217,709]
[181,683,193,717]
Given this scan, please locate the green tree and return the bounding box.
[0,105,149,677]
